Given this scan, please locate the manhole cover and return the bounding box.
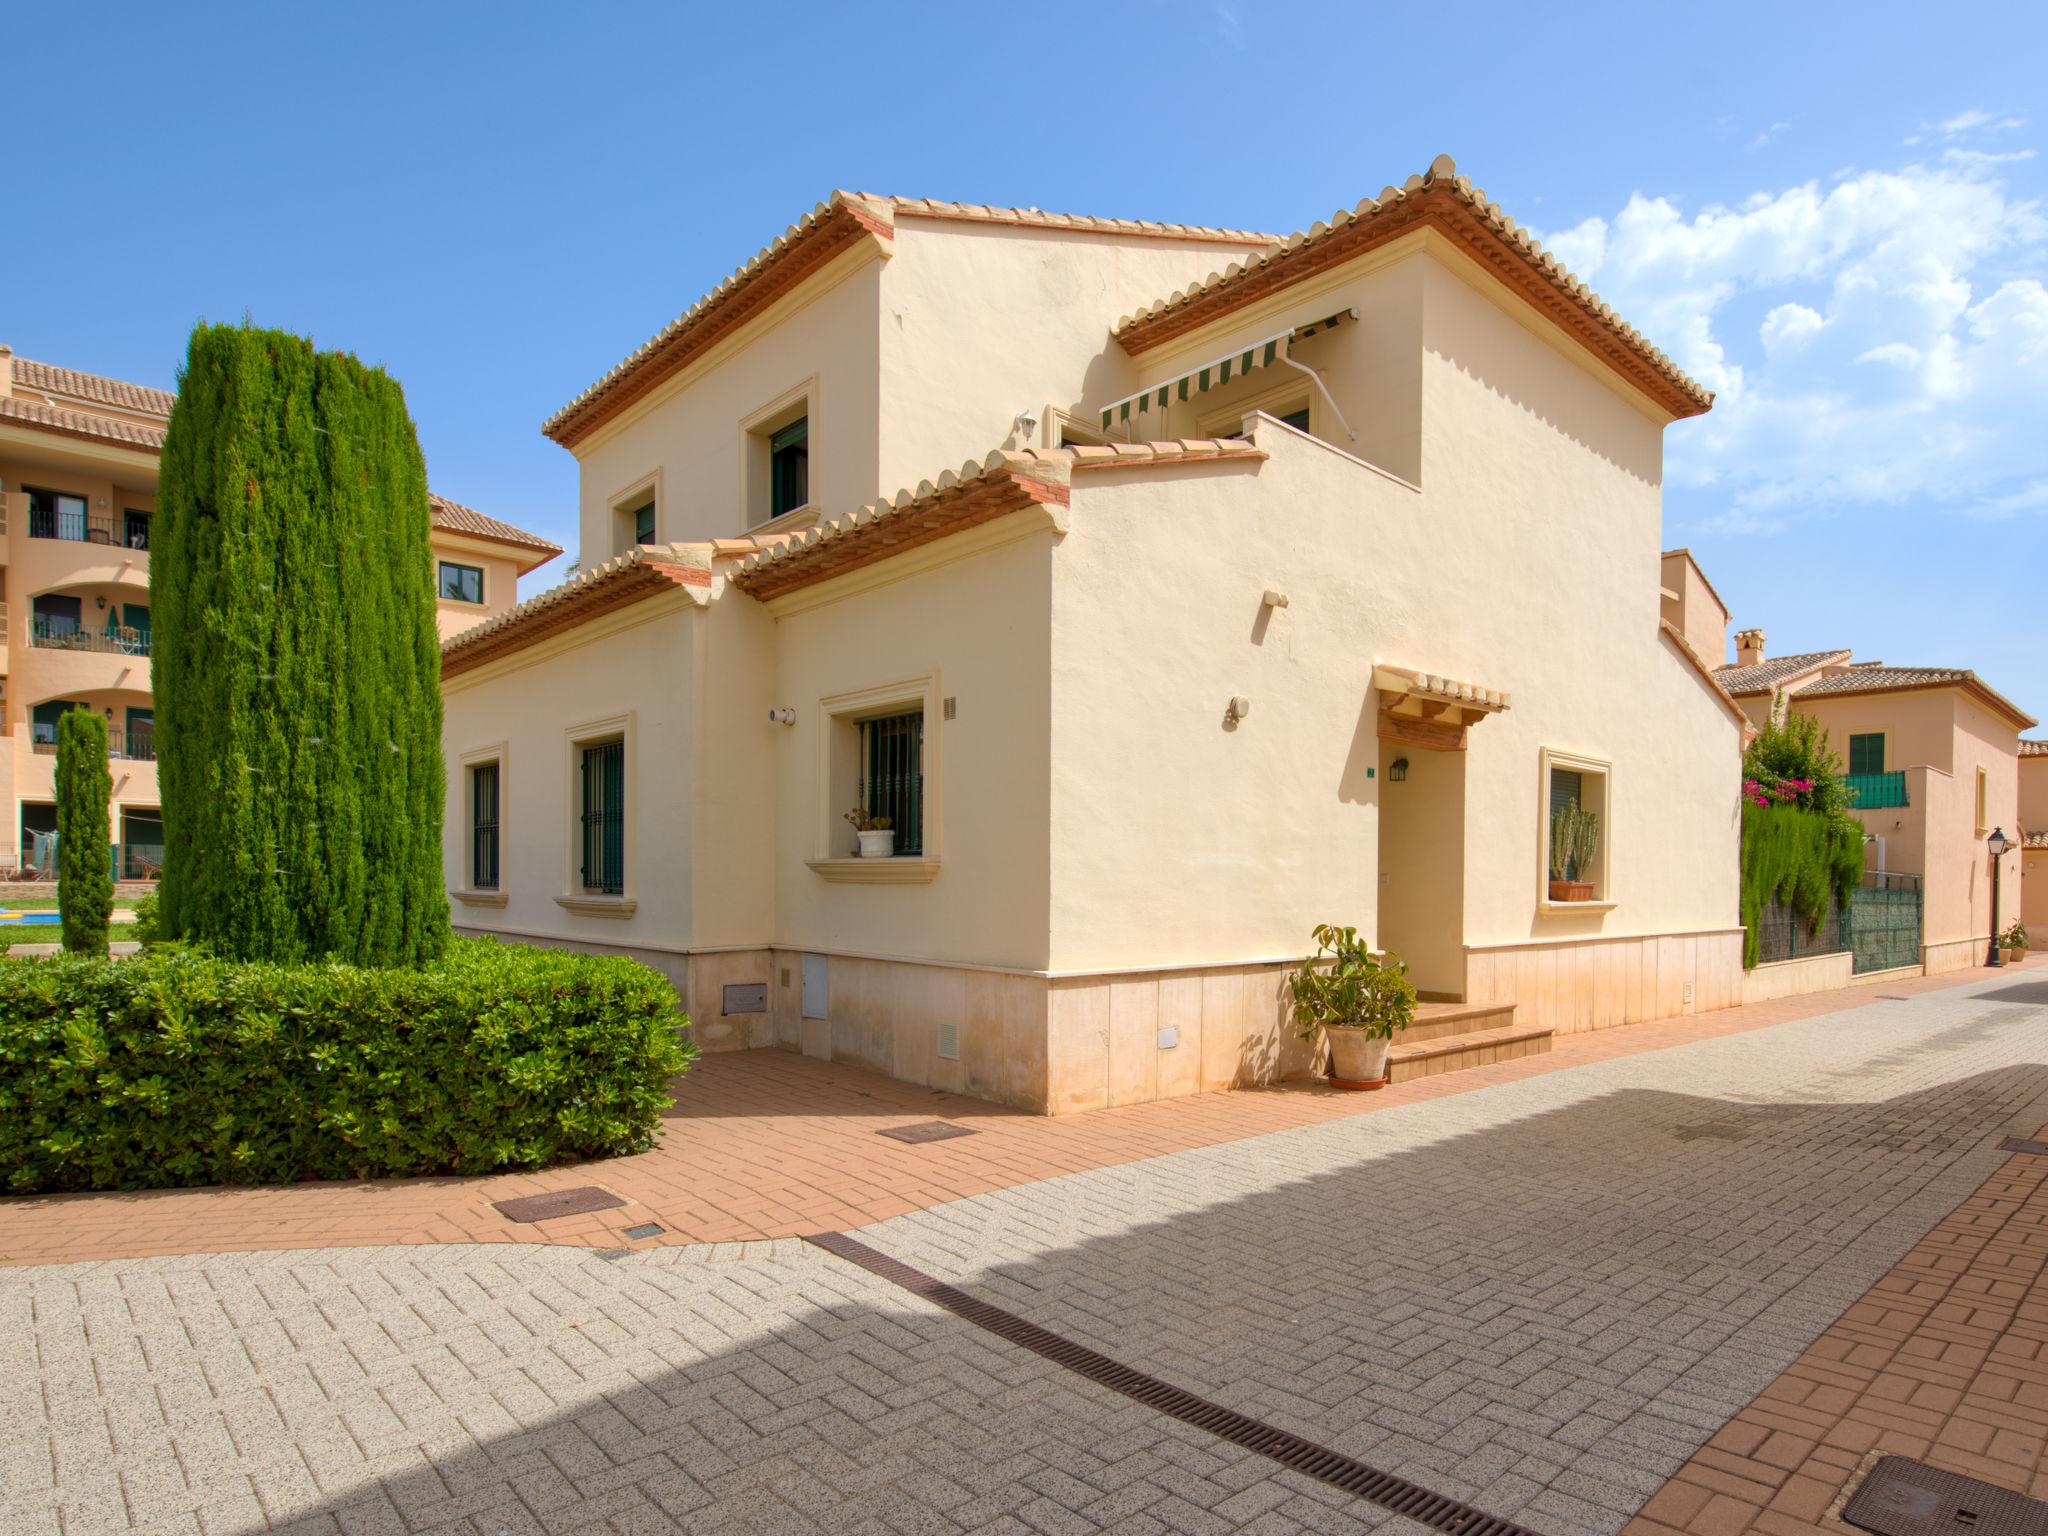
[2001,1138,2048,1156]
[1842,1455,2048,1534]
[877,1120,978,1145]
[492,1186,626,1224]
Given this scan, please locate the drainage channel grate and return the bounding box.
[1841,1454,2048,1534]
[2000,1137,2048,1157]
[492,1187,626,1224]
[875,1120,979,1145]
[805,1231,1539,1536]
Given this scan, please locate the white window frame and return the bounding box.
[453,742,508,906]
[806,675,941,883]
[1538,746,1616,911]
[558,711,636,916]
[608,468,663,557]
[740,376,818,532]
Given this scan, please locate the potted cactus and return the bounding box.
[843,806,895,858]
[1290,923,1416,1089]
[1548,802,1600,902]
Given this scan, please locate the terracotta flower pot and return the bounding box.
[1327,1026,1390,1087]
[1548,879,1595,902]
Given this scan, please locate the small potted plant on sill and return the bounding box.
[1548,802,1600,902]
[843,806,895,859]
[2002,921,2029,964]
[1289,922,1416,1090]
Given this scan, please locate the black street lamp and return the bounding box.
[1986,827,2012,967]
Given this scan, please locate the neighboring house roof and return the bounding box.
[428,493,563,571]
[730,440,1266,602]
[2024,831,2048,849]
[1112,155,1713,421]
[1659,619,1751,732]
[1790,666,2038,729]
[0,392,168,451]
[1713,649,1853,697]
[2020,738,2048,757]
[541,193,1280,451]
[10,354,176,418]
[441,545,711,678]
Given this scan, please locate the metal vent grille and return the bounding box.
[936,1021,959,1060]
[805,1232,1541,1535]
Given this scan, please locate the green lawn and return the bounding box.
[0,923,142,953]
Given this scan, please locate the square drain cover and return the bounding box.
[2000,1137,2048,1156]
[492,1186,626,1224]
[1842,1456,2048,1534]
[877,1120,978,1145]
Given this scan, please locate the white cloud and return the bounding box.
[1748,122,1791,154]
[1905,109,2026,145]
[1537,149,2048,530]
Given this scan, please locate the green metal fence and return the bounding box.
[1846,875,1922,975]
[1844,771,1909,810]
[1754,894,1846,966]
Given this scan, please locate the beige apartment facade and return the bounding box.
[1713,632,2034,974]
[443,158,1752,1113]
[0,344,559,878]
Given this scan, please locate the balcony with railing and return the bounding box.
[28,501,151,550]
[30,727,155,761]
[1844,771,1909,810]
[28,614,153,656]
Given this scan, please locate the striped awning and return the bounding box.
[1096,311,1355,430]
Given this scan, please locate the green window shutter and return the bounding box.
[1848,734,1884,775]
[769,418,810,517]
[1278,407,1311,431]
[579,741,625,894]
[632,503,656,545]
[861,711,924,856]
[472,763,500,889]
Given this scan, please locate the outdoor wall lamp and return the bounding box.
[767,707,796,727]
[1986,826,2012,967]
[1225,695,1252,726]
[1388,757,1409,782]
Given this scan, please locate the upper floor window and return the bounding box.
[631,500,656,546]
[769,417,809,519]
[437,561,484,605]
[26,487,108,543]
[1848,734,1884,775]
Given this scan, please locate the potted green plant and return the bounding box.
[1548,803,1599,902]
[2002,920,2029,963]
[843,806,895,858]
[1289,923,1417,1089]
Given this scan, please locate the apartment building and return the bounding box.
[0,344,559,876]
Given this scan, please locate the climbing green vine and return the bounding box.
[1739,713,1867,968]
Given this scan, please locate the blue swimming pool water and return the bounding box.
[0,912,61,926]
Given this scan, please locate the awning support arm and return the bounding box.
[1276,348,1356,442]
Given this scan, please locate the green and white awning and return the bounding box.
[1097,310,1355,431]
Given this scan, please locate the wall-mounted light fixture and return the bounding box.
[95,596,108,610]
[767,707,796,727]
[1225,695,1252,726]
[1388,757,1409,782]
[1261,588,1289,609]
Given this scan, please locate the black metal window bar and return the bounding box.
[860,711,923,856]
[471,762,501,889]
[579,741,625,894]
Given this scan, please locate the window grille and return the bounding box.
[579,741,625,894]
[860,711,923,856]
[472,763,500,889]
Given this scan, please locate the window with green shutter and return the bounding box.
[631,501,656,546]
[769,417,809,518]
[1848,734,1884,775]
[471,763,501,889]
[579,741,625,894]
[860,711,923,856]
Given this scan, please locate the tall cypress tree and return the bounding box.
[154,324,447,965]
[55,707,114,955]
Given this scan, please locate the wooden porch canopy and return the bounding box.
[1373,664,1511,751]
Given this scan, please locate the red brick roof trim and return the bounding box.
[428,492,563,570]
[441,546,709,678]
[0,393,168,451]
[10,355,175,417]
[1660,619,1751,731]
[1113,155,1713,421]
[730,441,1265,603]
[542,194,896,448]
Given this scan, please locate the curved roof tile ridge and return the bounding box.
[875,194,1278,245]
[10,355,177,417]
[1112,154,1713,419]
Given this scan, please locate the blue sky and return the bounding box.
[10,2,2045,725]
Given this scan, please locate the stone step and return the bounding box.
[1404,1001,1518,1044]
[1386,1020,1554,1083]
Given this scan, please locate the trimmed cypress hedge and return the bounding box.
[0,939,693,1193]
[55,708,114,955]
[154,323,448,965]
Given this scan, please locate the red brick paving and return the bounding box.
[0,959,2026,1269]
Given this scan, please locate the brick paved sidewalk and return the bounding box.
[1625,1129,2048,1535]
[0,959,2034,1269]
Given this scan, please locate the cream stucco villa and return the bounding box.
[440,156,1752,1112]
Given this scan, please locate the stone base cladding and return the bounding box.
[1739,949,1853,1006]
[1462,928,1743,1034]
[1924,935,1989,974]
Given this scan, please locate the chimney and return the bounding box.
[0,343,12,399]
[1735,628,1766,668]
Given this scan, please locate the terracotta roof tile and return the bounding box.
[731,441,1264,602]
[2024,830,2047,849]
[1792,665,2037,728]
[1112,155,1713,420]
[2021,738,2048,757]
[0,393,167,450]
[885,195,1275,246]
[10,355,174,417]
[1713,649,1853,696]
[441,545,711,677]
[427,492,563,569]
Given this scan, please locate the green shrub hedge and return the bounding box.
[0,938,692,1193]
